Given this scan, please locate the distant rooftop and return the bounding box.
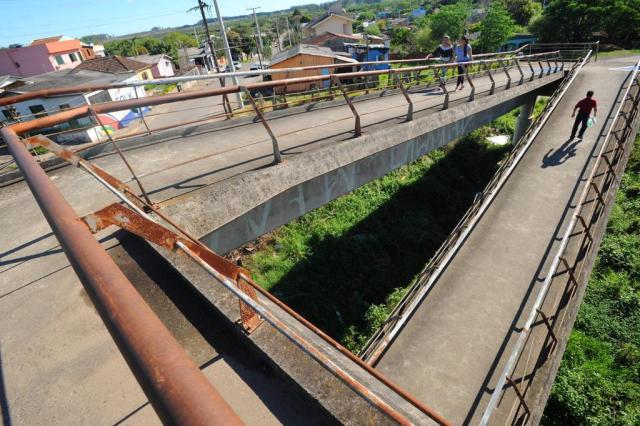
[129,54,171,65]
[3,69,134,95]
[270,44,358,66]
[73,56,150,74]
[30,35,75,46]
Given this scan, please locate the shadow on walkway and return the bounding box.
[264,134,512,343]
[541,138,584,168]
[0,345,11,426]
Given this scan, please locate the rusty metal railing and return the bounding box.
[3,126,453,425]
[1,50,565,425]
[0,49,525,108]
[2,51,561,169]
[479,55,640,425]
[0,127,243,425]
[359,51,591,365]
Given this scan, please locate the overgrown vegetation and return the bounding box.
[542,135,640,425]
[244,126,513,352]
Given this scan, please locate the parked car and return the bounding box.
[224,61,243,72]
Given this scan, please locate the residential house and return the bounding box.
[74,55,154,81]
[268,44,357,93]
[0,36,87,77]
[130,54,175,78]
[0,65,150,143]
[177,46,226,73]
[303,13,354,39]
[344,43,390,70]
[411,8,427,18]
[92,44,106,57]
[305,31,385,53]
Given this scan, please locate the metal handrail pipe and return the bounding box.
[0,49,534,107]
[479,52,635,426]
[8,52,560,135]
[0,127,243,425]
[359,52,588,364]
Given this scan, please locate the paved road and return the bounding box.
[0,64,561,424]
[374,56,638,424]
[115,74,261,138]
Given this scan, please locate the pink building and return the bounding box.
[0,36,87,77]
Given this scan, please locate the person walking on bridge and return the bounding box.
[454,36,473,91]
[571,90,597,139]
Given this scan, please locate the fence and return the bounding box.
[479,54,640,426]
[0,49,571,425]
[359,51,591,364]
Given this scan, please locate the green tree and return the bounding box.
[390,26,415,57]
[530,0,603,43]
[428,2,471,41]
[358,10,375,21]
[364,23,381,36]
[501,0,537,26]
[477,2,515,52]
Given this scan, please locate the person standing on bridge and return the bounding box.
[571,90,597,139]
[454,36,473,91]
[425,35,455,86]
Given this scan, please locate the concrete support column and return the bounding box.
[513,95,537,143]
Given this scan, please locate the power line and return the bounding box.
[0,11,192,40]
[2,9,187,31]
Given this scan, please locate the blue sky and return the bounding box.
[0,0,323,46]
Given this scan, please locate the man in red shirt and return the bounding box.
[571,90,597,139]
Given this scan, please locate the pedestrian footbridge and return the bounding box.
[1,46,639,424]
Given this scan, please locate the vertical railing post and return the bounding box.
[334,77,361,137]
[133,86,151,135]
[243,88,282,164]
[537,60,544,78]
[515,59,524,85]
[499,59,511,90]
[89,108,152,205]
[464,66,475,101]
[527,60,535,81]
[434,67,449,110]
[484,62,496,95]
[393,72,413,121]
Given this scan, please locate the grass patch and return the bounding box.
[597,49,640,60]
[243,127,512,351]
[542,135,640,424]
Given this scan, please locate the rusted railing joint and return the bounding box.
[1,126,242,425]
[242,88,283,164]
[393,72,414,122]
[333,77,361,137]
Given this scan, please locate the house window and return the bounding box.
[69,53,78,62]
[59,104,80,128]
[55,55,64,65]
[28,105,47,118]
[142,72,149,80]
[1,109,14,121]
[87,91,112,105]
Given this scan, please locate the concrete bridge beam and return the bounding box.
[513,95,537,144]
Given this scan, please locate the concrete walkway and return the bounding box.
[0,65,559,424]
[374,57,638,424]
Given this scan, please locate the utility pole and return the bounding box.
[196,0,220,73]
[212,0,243,108]
[274,17,281,53]
[247,7,264,58]
[285,18,292,48]
[254,34,263,69]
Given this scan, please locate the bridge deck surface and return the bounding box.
[374,57,637,424]
[0,66,555,423]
